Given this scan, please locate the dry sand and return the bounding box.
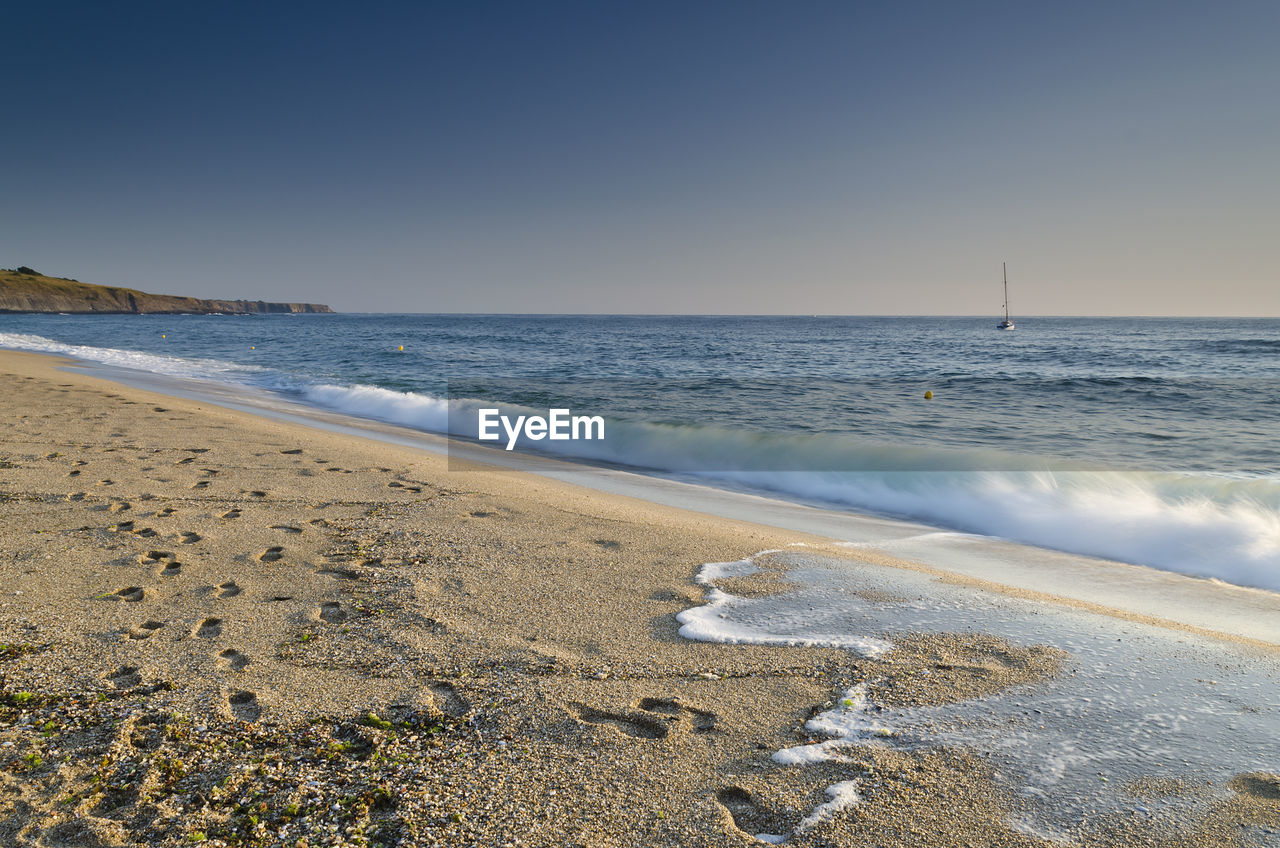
[0,350,1275,847]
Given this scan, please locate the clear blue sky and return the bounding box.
[2,1,1277,314]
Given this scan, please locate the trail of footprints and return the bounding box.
[102,508,365,724]
[103,511,266,722]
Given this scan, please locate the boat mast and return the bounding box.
[1003,262,1009,322]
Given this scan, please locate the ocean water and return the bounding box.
[2,313,1278,591]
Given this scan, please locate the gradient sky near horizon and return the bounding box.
[2,1,1277,315]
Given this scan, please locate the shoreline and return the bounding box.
[6,321,1280,604]
[1,349,1277,846]
[5,325,1279,612]
[35,347,1280,651]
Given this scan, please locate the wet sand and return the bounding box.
[0,349,1275,847]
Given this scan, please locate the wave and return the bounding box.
[4,331,1278,592]
[218,377,1280,593]
[0,331,276,386]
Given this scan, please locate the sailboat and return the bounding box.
[997,262,1015,330]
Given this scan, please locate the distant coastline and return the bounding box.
[0,266,333,314]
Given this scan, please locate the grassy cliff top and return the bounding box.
[0,267,333,314]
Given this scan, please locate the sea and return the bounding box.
[2,313,1278,592]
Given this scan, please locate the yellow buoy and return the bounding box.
[924,390,933,399]
[161,334,166,338]
[398,345,404,351]
[250,346,255,350]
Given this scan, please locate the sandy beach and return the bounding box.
[0,349,1276,848]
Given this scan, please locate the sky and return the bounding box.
[2,1,1277,315]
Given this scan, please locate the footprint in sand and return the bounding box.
[572,704,669,740]
[106,666,142,689]
[316,566,358,580]
[430,682,471,717]
[228,691,261,722]
[221,509,241,520]
[128,621,165,640]
[96,479,114,486]
[156,506,176,517]
[180,531,201,544]
[115,586,147,602]
[139,550,173,565]
[110,520,135,532]
[217,648,251,671]
[318,602,347,624]
[269,525,303,534]
[175,456,194,465]
[715,787,789,839]
[191,481,210,489]
[1230,773,1280,800]
[259,547,284,563]
[249,490,267,498]
[160,561,182,577]
[216,581,241,598]
[280,448,303,455]
[195,618,223,638]
[133,527,158,538]
[637,696,719,733]
[67,469,81,477]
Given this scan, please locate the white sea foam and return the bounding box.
[0,331,270,384]
[685,553,877,840]
[797,781,862,832]
[300,383,452,432]
[682,547,1280,839]
[694,553,776,584]
[677,555,891,657]
[773,684,894,766]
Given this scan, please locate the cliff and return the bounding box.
[0,267,334,314]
